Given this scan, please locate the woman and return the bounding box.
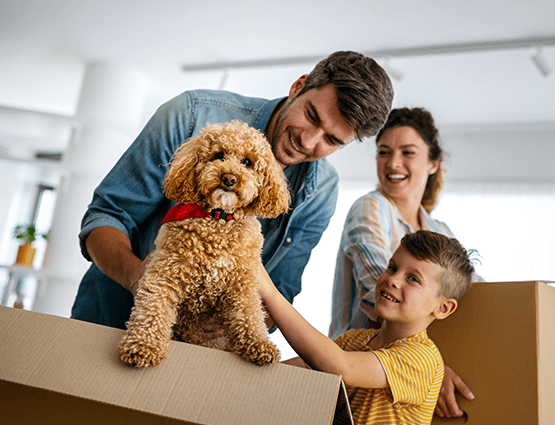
[329,107,474,418]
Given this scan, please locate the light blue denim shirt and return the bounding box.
[72,89,339,329]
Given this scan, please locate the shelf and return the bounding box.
[0,264,46,309]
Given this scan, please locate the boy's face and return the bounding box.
[375,245,451,328]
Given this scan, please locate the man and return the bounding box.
[71,51,394,330]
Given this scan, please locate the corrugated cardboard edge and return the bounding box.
[537,281,555,424]
[333,380,354,425]
[0,306,351,425]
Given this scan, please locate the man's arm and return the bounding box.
[259,266,388,389]
[85,226,150,295]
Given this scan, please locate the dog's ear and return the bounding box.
[248,146,291,218]
[163,135,205,204]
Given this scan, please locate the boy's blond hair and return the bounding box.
[400,230,475,301]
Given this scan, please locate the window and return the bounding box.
[434,182,555,282]
[270,181,555,359]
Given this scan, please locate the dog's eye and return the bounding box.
[213,152,224,161]
[242,157,252,168]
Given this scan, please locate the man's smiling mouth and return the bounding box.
[289,133,305,154]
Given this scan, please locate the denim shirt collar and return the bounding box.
[256,96,287,134]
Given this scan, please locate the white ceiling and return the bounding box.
[0,0,554,171]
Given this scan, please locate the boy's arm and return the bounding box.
[259,266,388,389]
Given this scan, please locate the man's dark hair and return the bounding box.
[298,51,394,141]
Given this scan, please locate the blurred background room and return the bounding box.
[1,0,554,358]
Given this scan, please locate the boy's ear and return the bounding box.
[433,298,458,320]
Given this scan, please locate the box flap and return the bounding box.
[428,281,542,424]
[333,380,354,425]
[537,282,555,424]
[0,306,345,425]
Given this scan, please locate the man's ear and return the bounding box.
[289,75,308,98]
[433,298,458,320]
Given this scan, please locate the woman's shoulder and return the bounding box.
[349,189,396,217]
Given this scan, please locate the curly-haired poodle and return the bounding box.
[118,120,290,367]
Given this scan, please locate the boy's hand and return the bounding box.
[435,366,474,417]
[258,265,277,301]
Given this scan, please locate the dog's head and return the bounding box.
[164,120,290,218]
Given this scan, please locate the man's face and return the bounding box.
[269,77,355,169]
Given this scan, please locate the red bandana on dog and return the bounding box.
[162,203,235,224]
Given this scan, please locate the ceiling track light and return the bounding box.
[531,47,552,77]
[218,68,230,90]
[181,36,555,72]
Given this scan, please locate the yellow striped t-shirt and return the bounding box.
[333,328,444,425]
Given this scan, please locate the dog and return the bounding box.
[118,120,290,367]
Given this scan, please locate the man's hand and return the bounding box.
[435,365,475,418]
[127,253,153,296]
[200,317,233,352]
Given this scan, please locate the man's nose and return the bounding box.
[300,127,325,150]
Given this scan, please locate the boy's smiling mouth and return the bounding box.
[381,291,400,303]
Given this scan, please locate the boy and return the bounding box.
[258,230,475,425]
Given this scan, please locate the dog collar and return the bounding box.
[162,203,235,224]
[210,208,235,222]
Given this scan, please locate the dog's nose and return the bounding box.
[222,173,237,188]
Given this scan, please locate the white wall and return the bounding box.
[1,63,554,360]
[327,122,555,183]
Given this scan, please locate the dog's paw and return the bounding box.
[241,340,281,366]
[118,335,168,368]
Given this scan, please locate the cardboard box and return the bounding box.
[0,306,352,425]
[428,281,555,425]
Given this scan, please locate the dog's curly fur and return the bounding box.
[118,120,290,367]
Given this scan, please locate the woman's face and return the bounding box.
[376,126,439,206]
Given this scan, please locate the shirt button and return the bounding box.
[285,237,292,243]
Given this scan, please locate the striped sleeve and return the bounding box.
[341,194,397,320]
[372,335,444,406]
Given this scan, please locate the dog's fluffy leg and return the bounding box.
[118,266,183,367]
[223,287,281,366]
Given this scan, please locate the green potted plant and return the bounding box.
[12,225,49,267]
